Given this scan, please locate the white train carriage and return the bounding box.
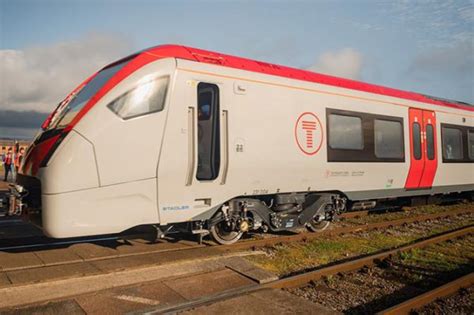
[7,45,474,244]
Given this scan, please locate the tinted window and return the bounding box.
[328,114,363,150]
[426,124,435,160]
[413,123,422,160]
[468,130,474,160]
[374,119,403,158]
[196,83,220,180]
[57,61,129,127]
[108,76,169,119]
[442,127,463,160]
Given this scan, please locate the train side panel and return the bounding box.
[157,59,472,225]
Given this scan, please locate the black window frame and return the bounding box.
[327,108,405,163]
[468,129,474,160]
[196,82,221,181]
[441,123,473,163]
[426,124,435,160]
[412,122,422,160]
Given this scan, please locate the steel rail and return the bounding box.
[0,236,121,251]
[377,272,474,315]
[142,225,474,314]
[265,224,473,289]
[226,207,473,251]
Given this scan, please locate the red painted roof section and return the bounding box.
[144,45,473,112]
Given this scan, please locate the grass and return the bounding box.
[342,202,474,226]
[247,208,474,276]
[397,236,474,272]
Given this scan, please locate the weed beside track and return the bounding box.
[247,210,473,276]
[287,234,474,314]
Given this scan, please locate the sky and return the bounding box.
[0,0,473,138]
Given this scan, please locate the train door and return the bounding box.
[157,76,230,225]
[405,108,438,189]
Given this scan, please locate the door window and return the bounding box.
[196,83,220,180]
[413,122,422,160]
[426,124,435,160]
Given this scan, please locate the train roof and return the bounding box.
[111,45,474,112]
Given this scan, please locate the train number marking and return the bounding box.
[294,112,323,156]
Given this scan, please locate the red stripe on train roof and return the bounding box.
[147,45,473,112]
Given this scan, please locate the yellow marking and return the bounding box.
[177,67,474,118]
[114,295,160,305]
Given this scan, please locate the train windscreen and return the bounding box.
[48,60,130,129]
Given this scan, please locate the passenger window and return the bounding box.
[426,124,435,160]
[413,123,422,160]
[468,130,474,160]
[328,114,363,150]
[196,83,220,180]
[374,119,403,158]
[442,127,463,160]
[108,76,169,119]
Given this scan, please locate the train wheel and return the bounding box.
[210,222,243,245]
[306,217,330,232]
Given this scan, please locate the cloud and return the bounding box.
[409,40,474,79]
[0,110,48,129]
[407,40,474,103]
[0,33,133,114]
[307,48,363,80]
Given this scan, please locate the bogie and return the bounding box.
[206,193,346,245]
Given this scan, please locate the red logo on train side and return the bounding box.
[294,112,323,156]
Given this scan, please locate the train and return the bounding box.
[2,45,473,244]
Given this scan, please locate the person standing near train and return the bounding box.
[10,145,17,182]
[3,148,13,182]
[15,147,25,175]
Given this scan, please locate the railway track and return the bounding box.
[144,224,474,314]
[226,207,473,250]
[0,207,386,250]
[0,207,471,273]
[0,206,471,313]
[378,272,474,315]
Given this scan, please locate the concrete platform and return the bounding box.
[0,252,265,309]
[183,288,340,315]
[0,257,338,315]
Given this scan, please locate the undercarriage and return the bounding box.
[206,193,347,245]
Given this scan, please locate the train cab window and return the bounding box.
[468,130,474,160]
[413,123,422,160]
[374,119,403,158]
[57,60,131,127]
[328,114,363,150]
[426,124,435,160]
[108,76,169,119]
[196,83,220,181]
[442,127,463,160]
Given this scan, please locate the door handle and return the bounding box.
[220,110,229,185]
[185,107,195,186]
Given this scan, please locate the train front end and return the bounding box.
[4,56,135,231]
[1,45,185,238]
